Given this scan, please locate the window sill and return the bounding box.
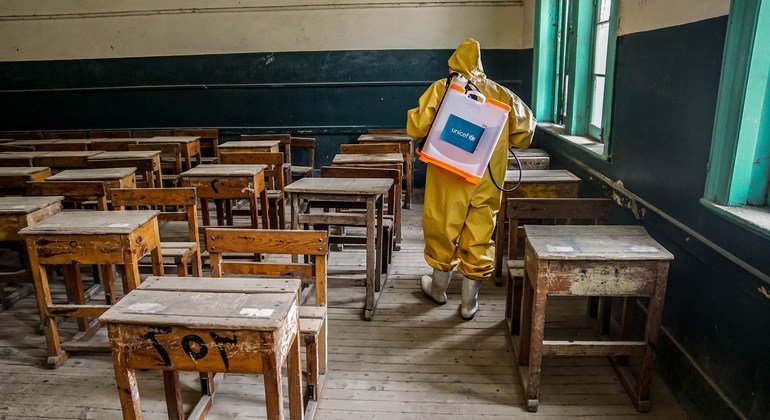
[538,123,610,161]
[700,198,770,241]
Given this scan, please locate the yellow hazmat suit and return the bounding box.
[407,38,536,280]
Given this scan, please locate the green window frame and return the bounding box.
[532,0,618,151]
[704,0,770,207]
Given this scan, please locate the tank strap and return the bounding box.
[415,72,463,154]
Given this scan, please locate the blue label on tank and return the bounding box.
[439,114,485,153]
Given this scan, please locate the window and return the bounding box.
[532,0,618,149]
[704,0,770,208]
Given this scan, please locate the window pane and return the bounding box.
[591,76,605,128]
[594,22,609,75]
[600,0,612,22]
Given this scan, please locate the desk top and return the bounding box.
[137,136,200,144]
[38,151,103,159]
[100,277,299,330]
[525,225,674,261]
[90,138,137,145]
[0,166,50,176]
[88,150,160,160]
[0,151,47,159]
[2,140,51,147]
[358,134,413,143]
[510,148,550,158]
[48,167,135,181]
[0,196,63,215]
[286,177,393,195]
[181,164,266,177]
[332,153,404,165]
[219,140,280,149]
[45,139,93,145]
[20,209,159,235]
[505,169,580,184]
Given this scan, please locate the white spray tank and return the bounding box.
[418,74,511,184]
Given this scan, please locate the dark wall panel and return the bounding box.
[537,16,770,419]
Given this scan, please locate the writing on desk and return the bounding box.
[143,327,239,369]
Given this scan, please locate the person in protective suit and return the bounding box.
[407,38,536,320]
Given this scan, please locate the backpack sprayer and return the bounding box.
[416,73,522,192]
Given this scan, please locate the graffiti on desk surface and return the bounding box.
[142,327,239,369]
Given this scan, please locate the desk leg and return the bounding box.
[163,370,184,420]
[122,252,142,291]
[287,332,304,420]
[109,341,142,420]
[518,269,533,365]
[26,239,67,368]
[375,195,384,292]
[150,243,165,277]
[261,351,285,420]
[63,264,88,331]
[635,267,669,412]
[259,188,270,229]
[493,199,506,286]
[183,147,193,171]
[100,265,117,305]
[200,198,211,227]
[525,278,548,413]
[364,197,376,321]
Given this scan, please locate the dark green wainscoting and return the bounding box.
[537,16,768,419]
[0,48,533,186]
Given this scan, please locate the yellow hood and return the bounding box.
[448,38,486,80]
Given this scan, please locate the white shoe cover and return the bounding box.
[460,276,483,320]
[420,268,452,305]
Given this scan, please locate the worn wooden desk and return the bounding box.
[89,138,139,151]
[357,134,415,209]
[180,164,269,230]
[286,177,393,320]
[87,151,162,188]
[515,225,673,413]
[219,140,281,154]
[19,210,163,368]
[100,276,304,420]
[34,151,104,170]
[494,169,581,283]
[508,148,550,170]
[0,151,47,167]
[0,139,51,151]
[47,167,136,192]
[0,166,51,195]
[332,152,404,167]
[136,136,202,170]
[0,196,63,309]
[35,139,93,152]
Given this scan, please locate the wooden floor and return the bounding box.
[0,190,688,419]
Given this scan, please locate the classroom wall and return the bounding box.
[0,0,533,183]
[536,1,769,418]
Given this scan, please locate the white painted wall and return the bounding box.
[0,0,525,61]
[617,0,729,36]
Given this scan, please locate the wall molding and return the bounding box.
[0,1,523,21]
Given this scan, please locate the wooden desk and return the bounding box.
[0,151,48,167]
[494,169,581,283]
[0,166,51,195]
[508,148,550,170]
[35,139,93,152]
[89,138,139,151]
[34,151,104,170]
[87,151,162,188]
[0,139,51,151]
[332,152,404,167]
[515,225,672,413]
[180,164,269,230]
[137,136,202,170]
[20,210,163,368]
[286,177,393,320]
[100,276,304,420]
[47,167,136,191]
[219,140,281,153]
[0,196,63,308]
[357,134,415,209]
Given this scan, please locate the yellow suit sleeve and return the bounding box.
[508,97,537,149]
[407,80,447,140]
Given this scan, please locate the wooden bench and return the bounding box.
[135,136,202,171]
[99,276,304,419]
[89,138,138,151]
[174,128,219,161]
[129,143,183,186]
[504,198,612,335]
[508,148,550,170]
[220,152,286,229]
[34,151,104,170]
[35,139,93,152]
[26,180,109,210]
[111,188,202,277]
[207,228,328,415]
[87,150,163,188]
[290,137,316,181]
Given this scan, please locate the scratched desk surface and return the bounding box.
[100,277,299,330]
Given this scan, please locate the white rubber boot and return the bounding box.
[420,268,452,305]
[460,275,483,320]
